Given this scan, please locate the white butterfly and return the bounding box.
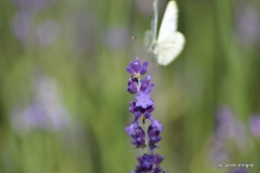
[145,1,185,66]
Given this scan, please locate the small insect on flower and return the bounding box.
[145,0,185,66]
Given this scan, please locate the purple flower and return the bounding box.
[148,125,162,150]
[126,58,149,77]
[140,75,154,93]
[131,154,165,173]
[129,101,154,119]
[150,118,163,132]
[249,114,260,138]
[126,122,139,136]
[125,122,146,148]
[136,92,154,109]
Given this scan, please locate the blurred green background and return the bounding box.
[0,0,260,172]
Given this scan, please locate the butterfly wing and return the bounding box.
[144,30,158,63]
[144,30,153,50]
[158,1,178,42]
[155,1,185,66]
[156,32,185,66]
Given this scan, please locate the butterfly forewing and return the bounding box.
[158,1,178,42]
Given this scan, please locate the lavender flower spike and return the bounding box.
[125,58,167,173]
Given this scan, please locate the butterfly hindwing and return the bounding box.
[156,32,185,66]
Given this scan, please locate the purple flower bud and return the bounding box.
[148,125,162,149]
[153,166,163,173]
[140,75,155,93]
[140,61,149,75]
[153,154,164,166]
[126,122,146,148]
[127,77,139,94]
[132,58,141,74]
[126,58,149,76]
[130,127,146,148]
[150,118,163,132]
[125,122,138,136]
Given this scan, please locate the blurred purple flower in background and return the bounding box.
[11,74,71,133]
[215,107,247,146]
[209,139,229,164]
[234,4,260,46]
[11,0,60,47]
[12,0,53,13]
[249,114,260,138]
[208,106,248,164]
[102,26,130,50]
[12,11,35,46]
[35,20,61,46]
